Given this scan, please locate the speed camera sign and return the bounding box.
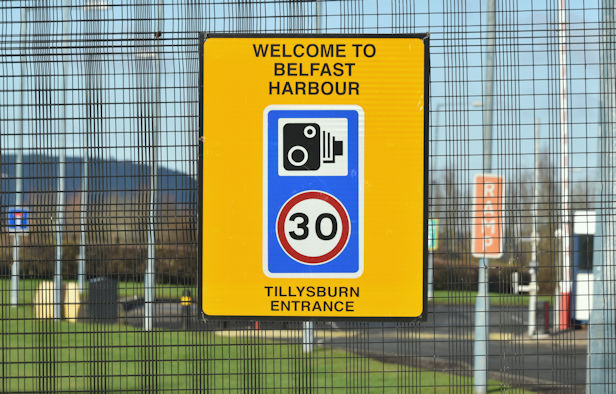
[264,105,363,278]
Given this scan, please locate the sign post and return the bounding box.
[427,218,438,299]
[8,207,29,307]
[200,34,428,320]
[471,173,504,393]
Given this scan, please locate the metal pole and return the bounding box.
[144,0,163,332]
[427,251,434,300]
[557,0,572,332]
[79,3,96,295]
[10,7,27,308]
[77,124,88,294]
[315,0,321,32]
[78,61,88,297]
[302,0,322,350]
[474,259,489,394]
[79,1,108,294]
[528,119,540,337]
[474,0,495,392]
[53,0,70,320]
[587,0,616,389]
[428,103,444,301]
[302,320,314,353]
[10,233,20,307]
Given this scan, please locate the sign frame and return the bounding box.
[198,33,430,321]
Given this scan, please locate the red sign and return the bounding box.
[472,174,504,259]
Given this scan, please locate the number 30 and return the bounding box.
[288,213,337,241]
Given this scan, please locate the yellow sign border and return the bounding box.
[199,33,430,321]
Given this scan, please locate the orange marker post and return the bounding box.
[472,174,504,259]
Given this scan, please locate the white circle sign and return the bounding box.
[276,191,351,265]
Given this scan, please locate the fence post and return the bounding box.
[53,0,70,321]
[144,0,164,332]
[557,0,572,333]
[527,119,541,337]
[10,6,27,308]
[302,321,314,353]
[301,0,322,352]
[587,0,616,389]
[429,103,444,300]
[77,136,88,295]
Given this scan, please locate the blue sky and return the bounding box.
[0,0,602,191]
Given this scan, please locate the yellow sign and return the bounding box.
[200,34,428,319]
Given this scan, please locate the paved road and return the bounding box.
[325,304,587,392]
[124,301,588,392]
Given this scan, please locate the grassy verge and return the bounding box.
[432,290,552,306]
[1,280,531,392]
[5,279,551,307]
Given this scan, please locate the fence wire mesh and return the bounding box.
[0,0,612,392]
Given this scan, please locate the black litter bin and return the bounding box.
[88,277,118,323]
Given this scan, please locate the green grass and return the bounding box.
[8,280,551,308]
[1,280,530,392]
[432,290,552,306]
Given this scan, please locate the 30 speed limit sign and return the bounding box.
[276,191,351,265]
[264,105,363,278]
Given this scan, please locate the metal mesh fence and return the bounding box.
[0,0,612,392]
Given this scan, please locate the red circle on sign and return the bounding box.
[276,191,350,265]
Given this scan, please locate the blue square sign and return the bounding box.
[263,105,364,278]
[8,207,29,232]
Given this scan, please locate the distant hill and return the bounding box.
[0,154,198,208]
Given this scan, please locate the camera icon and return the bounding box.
[283,123,343,171]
